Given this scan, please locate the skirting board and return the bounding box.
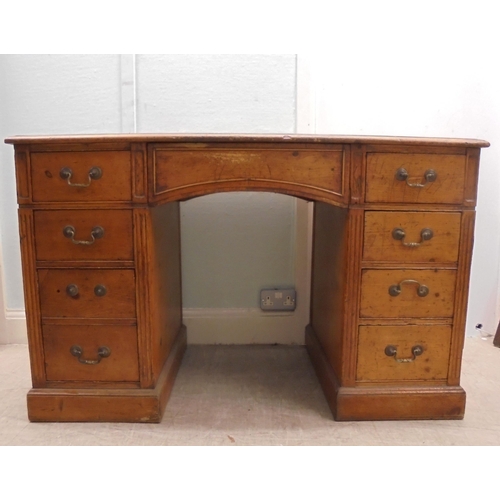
[0,308,306,345]
[183,308,306,344]
[0,310,27,344]
[0,247,27,344]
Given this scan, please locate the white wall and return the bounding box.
[131,54,304,343]
[0,55,124,342]
[0,54,305,344]
[0,55,123,313]
[1,44,498,344]
[133,55,297,311]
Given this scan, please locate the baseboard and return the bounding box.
[183,307,306,344]
[0,307,306,345]
[0,310,27,344]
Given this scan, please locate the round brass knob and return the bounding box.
[384,345,424,363]
[94,284,107,297]
[395,168,437,187]
[62,225,76,239]
[66,284,79,297]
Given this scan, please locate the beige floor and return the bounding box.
[0,337,499,445]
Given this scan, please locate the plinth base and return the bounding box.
[305,325,466,421]
[27,326,187,423]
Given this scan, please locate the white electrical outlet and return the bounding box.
[260,288,296,311]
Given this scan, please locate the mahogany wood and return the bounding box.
[4,133,488,423]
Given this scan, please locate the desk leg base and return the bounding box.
[305,325,466,421]
[26,326,187,423]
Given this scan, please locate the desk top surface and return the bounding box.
[4,133,490,148]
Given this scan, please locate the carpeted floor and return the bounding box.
[1,337,499,445]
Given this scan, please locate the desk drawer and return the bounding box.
[365,153,466,204]
[38,269,136,319]
[356,325,451,382]
[43,324,139,382]
[360,269,456,318]
[363,211,461,263]
[34,209,134,262]
[31,151,132,202]
[152,146,345,197]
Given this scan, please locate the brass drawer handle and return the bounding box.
[388,279,429,297]
[70,345,111,365]
[63,225,104,245]
[60,166,102,187]
[385,344,424,363]
[392,227,434,247]
[66,284,107,297]
[395,168,437,187]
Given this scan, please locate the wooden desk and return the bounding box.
[5,134,489,422]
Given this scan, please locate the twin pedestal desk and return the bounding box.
[5,134,489,423]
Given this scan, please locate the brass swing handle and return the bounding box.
[385,345,424,363]
[70,345,111,365]
[63,225,104,245]
[392,227,434,247]
[60,166,102,187]
[388,279,429,297]
[395,168,437,188]
[66,284,107,297]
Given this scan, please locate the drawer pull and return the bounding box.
[388,279,429,297]
[385,344,424,363]
[392,227,434,247]
[66,284,107,297]
[395,168,437,187]
[94,284,107,297]
[63,225,104,245]
[60,166,102,187]
[66,284,79,297]
[70,345,111,365]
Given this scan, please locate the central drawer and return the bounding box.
[34,209,134,262]
[38,269,136,319]
[360,269,457,318]
[152,146,345,197]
